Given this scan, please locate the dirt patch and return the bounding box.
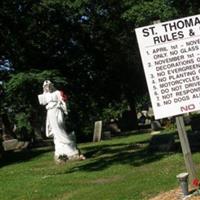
[149,188,200,200]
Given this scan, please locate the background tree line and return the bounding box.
[0,0,200,142]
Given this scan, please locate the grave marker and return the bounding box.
[93,121,102,142]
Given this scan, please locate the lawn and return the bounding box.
[1,131,200,200]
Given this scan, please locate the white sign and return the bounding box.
[135,14,200,119]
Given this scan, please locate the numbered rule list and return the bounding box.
[135,14,200,119]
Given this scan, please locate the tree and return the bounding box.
[4,70,67,140]
[0,0,147,139]
[2,0,200,141]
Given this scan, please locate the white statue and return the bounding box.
[38,80,85,163]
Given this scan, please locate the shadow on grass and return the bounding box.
[66,139,171,173]
[2,129,200,171]
[67,130,200,173]
[0,147,53,168]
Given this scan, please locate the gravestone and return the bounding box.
[120,109,138,131]
[2,139,29,151]
[151,120,162,131]
[102,131,111,140]
[147,107,154,118]
[107,120,121,134]
[149,134,175,151]
[3,139,18,151]
[93,121,102,142]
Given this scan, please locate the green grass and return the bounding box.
[1,131,200,200]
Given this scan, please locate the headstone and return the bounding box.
[108,122,121,134]
[145,118,151,125]
[102,131,111,140]
[149,134,175,151]
[93,121,102,142]
[147,107,154,118]
[137,112,142,120]
[138,114,146,125]
[120,109,138,131]
[183,114,191,125]
[151,120,162,131]
[190,114,200,132]
[3,139,19,151]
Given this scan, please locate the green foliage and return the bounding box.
[3,70,67,139]
[135,93,151,112]
[101,101,129,122]
[122,0,200,27]
[42,0,89,9]
[15,113,31,129]
[168,0,200,16]
[122,0,177,26]
[190,112,200,118]
[5,70,67,113]
[15,112,32,137]
[2,0,200,141]
[1,0,144,141]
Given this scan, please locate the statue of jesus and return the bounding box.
[38,80,85,164]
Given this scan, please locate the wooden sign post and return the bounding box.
[176,116,197,184]
[135,15,200,185]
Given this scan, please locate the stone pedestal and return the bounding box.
[176,172,189,197]
[2,139,29,151]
